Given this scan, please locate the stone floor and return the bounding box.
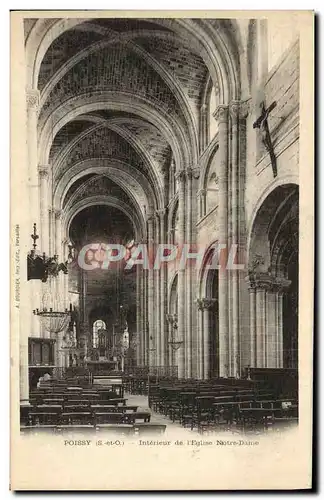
[125,393,183,429]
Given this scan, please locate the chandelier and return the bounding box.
[166,313,183,350]
[27,223,73,282]
[33,276,71,334]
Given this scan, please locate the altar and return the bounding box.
[86,359,118,376]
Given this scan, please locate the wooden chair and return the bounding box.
[95,424,134,436]
[56,425,95,435]
[63,404,91,413]
[60,412,93,425]
[29,412,59,425]
[91,405,120,413]
[95,412,124,425]
[118,405,138,413]
[21,425,57,435]
[43,398,64,405]
[133,412,151,423]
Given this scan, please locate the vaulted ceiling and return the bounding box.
[26,17,241,244]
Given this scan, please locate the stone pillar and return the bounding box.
[26,89,40,230]
[266,285,278,368]
[198,189,206,219]
[154,212,161,368]
[26,90,42,341]
[202,306,210,380]
[185,168,193,378]
[157,209,167,367]
[139,265,146,366]
[175,170,186,379]
[255,285,266,367]
[142,267,148,366]
[229,102,240,378]
[185,167,200,378]
[54,209,62,259]
[38,165,50,255]
[136,266,141,366]
[277,291,284,368]
[196,300,204,379]
[147,216,155,367]
[168,158,176,200]
[200,104,208,153]
[248,284,257,367]
[213,104,229,377]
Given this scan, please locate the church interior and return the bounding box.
[19,16,299,436]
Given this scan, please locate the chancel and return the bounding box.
[19,16,299,436]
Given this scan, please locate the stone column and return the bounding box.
[136,266,141,366]
[157,209,167,367]
[213,105,229,377]
[175,170,186,379]
[277,291,284,368]
[26,89,40,230]
[198,189,206,219]
[38,165,50,340]
[38,165,50,255]
[248,283,257,368]
[202,305,210,380]
[266,284,278,368]
[54,209,62,259]
[185,168,193,378]
[142,266,148,366]
[26,90,41,341]
[196,300,204,379]
[200,104,208,153]
[255,284,266,367]
[167,158,176,201]
[229,102,240,378]
[147,216,155,367]
[186,167,200,378]
[154,212,161,368]
[139,265,146,367]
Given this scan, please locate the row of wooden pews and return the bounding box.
[21,379,166,436]
[148,378,298,434]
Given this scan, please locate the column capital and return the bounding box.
[229,99,251,120]
[175,170,186,182]
[38,164,50,178]
[146,214,155,224]
[155,208,166,218]
[26,89,40,110]
[246,273,291,292]
[54,209,62,220]
[186,167,200,180]
[213,104,229,124]
[196,297,217,310]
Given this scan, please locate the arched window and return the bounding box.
[93,319,106,348]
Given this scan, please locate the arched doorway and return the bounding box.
[198,246,219,379]
[248,184,299,369]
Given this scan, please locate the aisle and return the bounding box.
[125,393,182,429]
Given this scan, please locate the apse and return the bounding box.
[69,205,134,249]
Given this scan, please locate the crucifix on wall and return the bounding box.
[253,101,278,178]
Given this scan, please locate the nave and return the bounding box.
[19,16,301,439]
[21,370,298,437]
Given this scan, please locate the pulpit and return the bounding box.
[28,337,56,388]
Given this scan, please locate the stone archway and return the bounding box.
[197,245,219,379]
[247,183,299,369]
